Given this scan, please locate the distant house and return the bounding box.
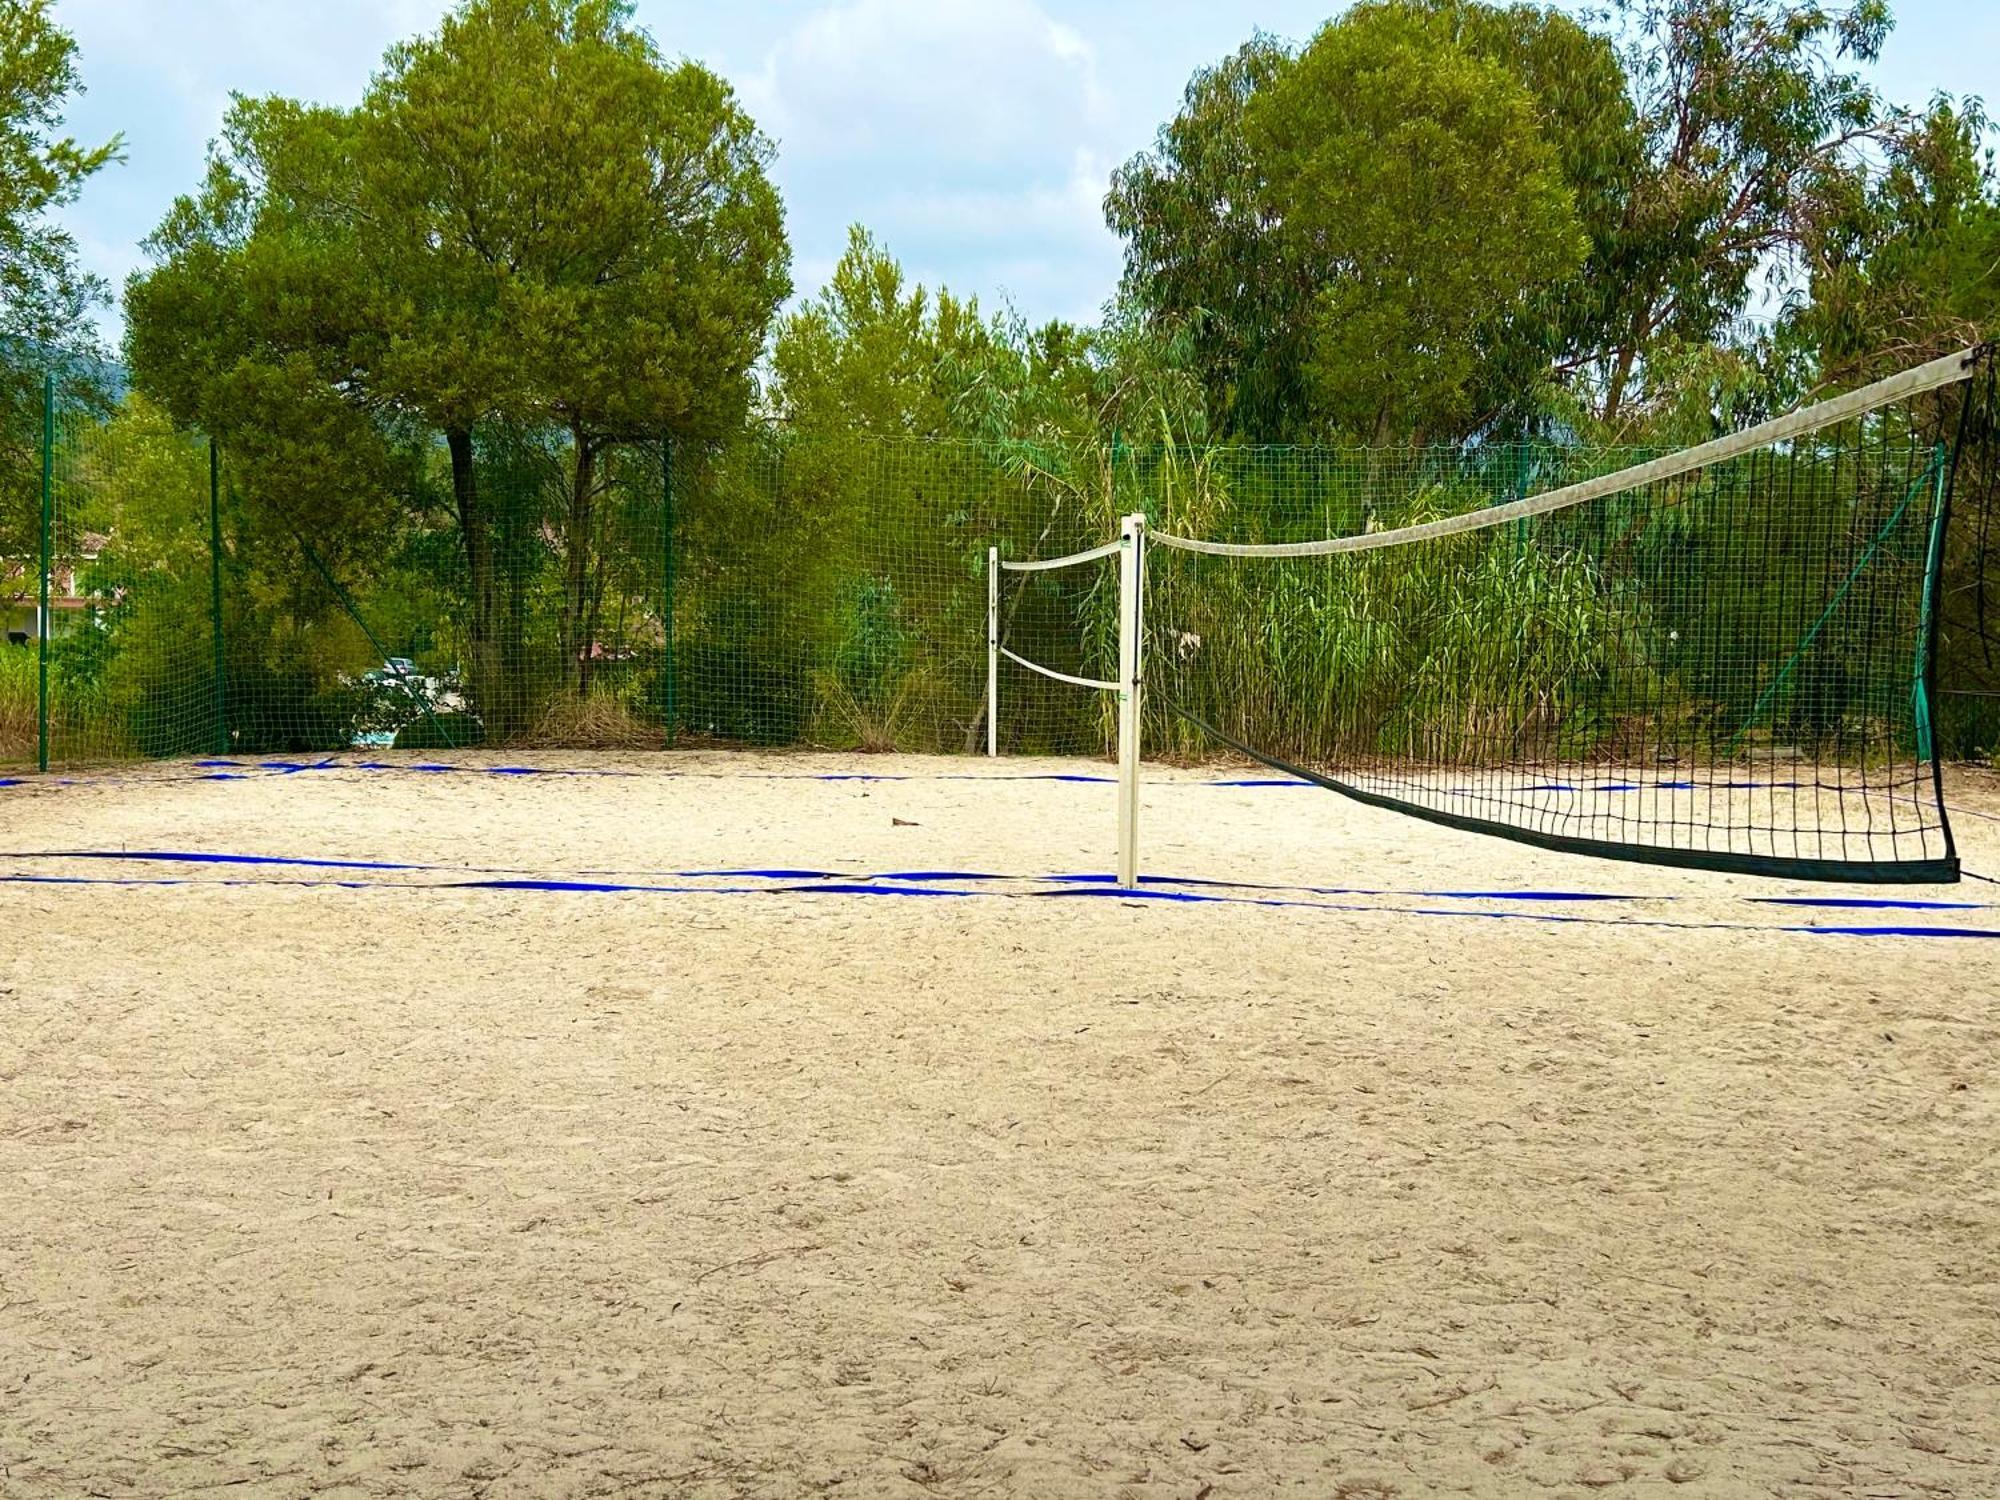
[2,534,107,642]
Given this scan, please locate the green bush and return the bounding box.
[393,711,484,750]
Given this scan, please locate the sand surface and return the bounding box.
[2,751,1997,1498]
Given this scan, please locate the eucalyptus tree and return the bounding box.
[1585,0,1908,423]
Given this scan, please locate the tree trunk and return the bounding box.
[1601,342,1637,427]
[502,502,528,721]
[449,426,509,738]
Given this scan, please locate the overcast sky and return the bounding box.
[47,0,2000,347]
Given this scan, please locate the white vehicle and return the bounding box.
[350,659,470,745]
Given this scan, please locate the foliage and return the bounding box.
[1786,97,1999,379]
[1104,37,1306,440]
[1582,0,1904,425]
[1104,0,1975,442]
[0,0,120,563]
[124,0,789,734]
[10,0,1999,775]
[1246,4,1588,440]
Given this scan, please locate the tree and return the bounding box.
[126,0,790,727]
[771,226,995,437]
[360,0,789,698]
[1359,0,1641,425]
[0,0,120,568]
[125,91,495,688]
[1104,36,1308,440]
[1249,6,1587,439]
[1785,97,1997,380]
[1106,5,1608,440]
[1585,0,1904,424]
[0,0,118,359]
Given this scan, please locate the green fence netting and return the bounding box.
[3,367,1996,773]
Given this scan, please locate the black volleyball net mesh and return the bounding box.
[1143,347,1997,884]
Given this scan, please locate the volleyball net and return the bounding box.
[993,346,1997,885]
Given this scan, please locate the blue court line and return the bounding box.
[0,850,1669,903]
[677,866,848,880]
[5,850,1991,913]
[868,870,1013,882]
[1747,895,1988,911]
[1044,871,1665,903]
[19,849,429,872]
[1022,884,2000,938]
[6,867,1995,940]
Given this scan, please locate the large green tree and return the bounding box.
[1104,36,1306,440]
[126,0,789,727]
[1107,4,1618,440]
[1245,4,1588,440]
[1108,0,1948,438]
[1585,0,1905,423]
[360,0,789,697]
[0,0,119,574]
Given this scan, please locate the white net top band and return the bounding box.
[999,646,1116,692]
[1149,347,1983,559]
[998,538,1121,572]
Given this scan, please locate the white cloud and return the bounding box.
[884,147,1113,247]
[744,0,1109,167]
[57,0,448,107]
[745,0,1124,324]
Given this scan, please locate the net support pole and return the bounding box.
[207,438,229,755]
[37,371,53,774]
[986,545,999,757]
[1116,511,1146,888]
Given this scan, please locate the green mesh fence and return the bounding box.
[4,361,1996,795]
[5,398,1127,767]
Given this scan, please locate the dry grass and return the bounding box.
[525,689,662,750]
[810,665,939,752]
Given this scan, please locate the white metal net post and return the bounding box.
[1116,512,1146,889]
[986,545,999,758]
[991,516,1149,887]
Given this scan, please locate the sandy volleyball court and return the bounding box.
[2,751,1997,1497]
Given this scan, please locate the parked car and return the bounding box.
[349,659,470,746]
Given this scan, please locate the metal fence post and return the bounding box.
[1115,510,1146,889]
[208,438,229,754]
[661,434,677,747]
[37,372,53,773]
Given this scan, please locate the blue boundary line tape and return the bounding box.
[1747,895,1988,911]
[2,849,1992,914]
[0,867,1993,939]
[3,856,1997,938]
